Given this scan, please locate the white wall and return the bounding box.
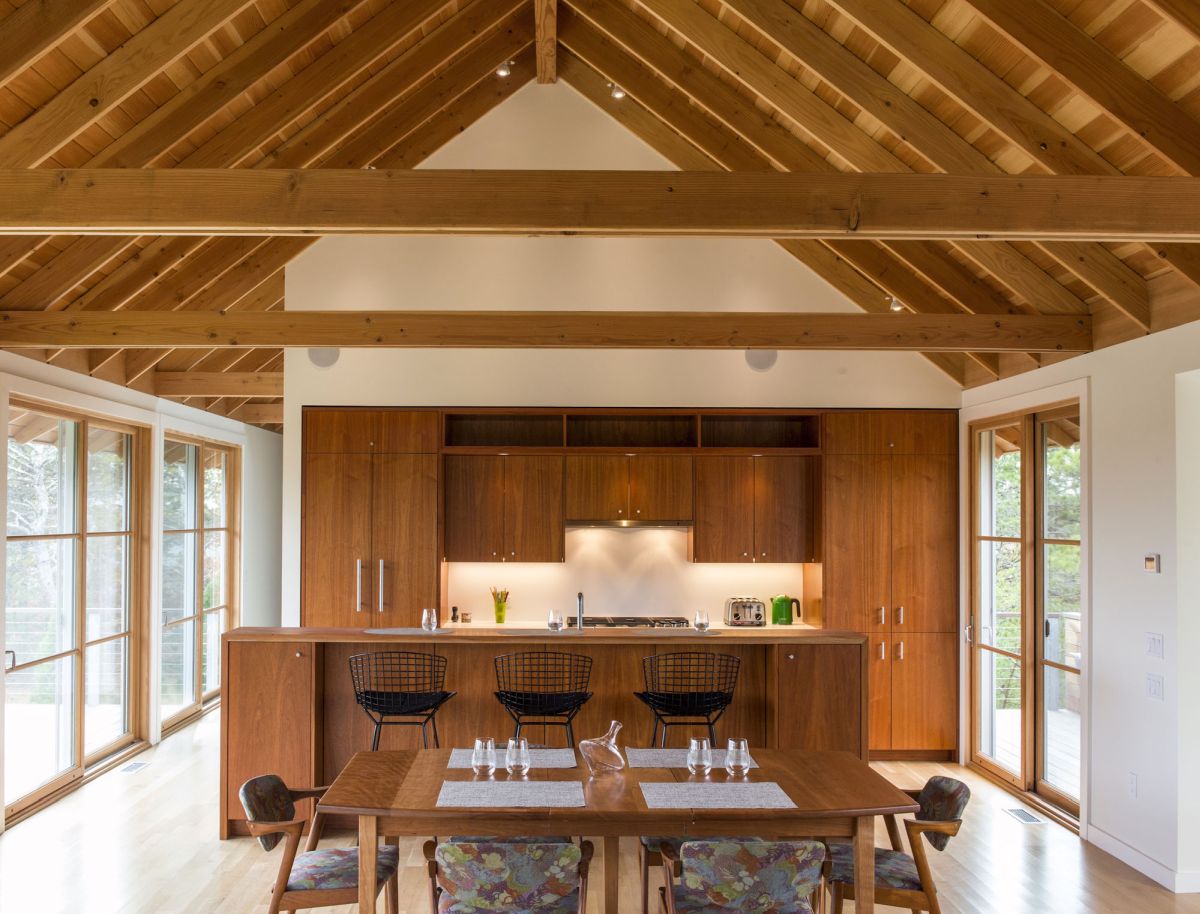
[282,81,959,621]
[961,320,1200,891]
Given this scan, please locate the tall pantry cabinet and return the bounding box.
[822,411,958,755]
[301,409,440,628]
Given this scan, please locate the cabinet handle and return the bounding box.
[617,508,623,515]
[635,508,641,516]
[897,641,905,661]
[877,607,885,626]
[786,653,795,661]
[878,642,886,661]
[491,551,498,557]
[355,558,363,613]
[897,606,905,626]
[510,550,516,557]
[295,651,303,658]
[760,551,767,557]
[4,650,14,671]
[378,560,385,613]
[742,551,749,557]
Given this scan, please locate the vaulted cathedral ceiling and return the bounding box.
[3,0,1200,429]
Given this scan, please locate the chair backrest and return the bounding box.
[679,840,825,913]
[435,841,583,910]
[239,774,295,851]
[643,652,741,694]
[349,650,448,698]
[915,776,971,851]
[494,651,592,694]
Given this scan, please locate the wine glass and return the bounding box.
[547,608,564,632]
[725,738,751,778]
[506,737,531,776]
[693,609,710,633]
[421,607,438,632]
[687,737,712,776]
[471,737,496,776]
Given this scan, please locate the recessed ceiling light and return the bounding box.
[608,82,626,100]
[496,60,513,78]
[745,349,778,371]
[307,347,340,368]
[887,295,905,312]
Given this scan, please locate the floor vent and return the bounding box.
[1004,808,1043,825]
[121,762,149,773]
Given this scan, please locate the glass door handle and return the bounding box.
[3,650,13,671]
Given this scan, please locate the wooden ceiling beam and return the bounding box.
[0,0,116,90]
[153,372,283,398]
[0,310,1092,353]
[535,0,558,83]
[0,237,141,311]
[5,169,1198,240]
[233,403,284,426]
[0,0,258,168]
[1144,0,1200,43]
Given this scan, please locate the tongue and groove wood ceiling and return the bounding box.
[2,0,1200,430]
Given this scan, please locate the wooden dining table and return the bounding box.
[317,747,920,914]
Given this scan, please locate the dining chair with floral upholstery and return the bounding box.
[640,834,767,914]
[239,774,400,914]
[424,838,594,914]
[658,839,826,914]
[824,775,971,914]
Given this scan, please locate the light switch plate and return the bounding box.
[1144,554,1161,573]
[1147,673,1165,701]
[1147,632,1165,658]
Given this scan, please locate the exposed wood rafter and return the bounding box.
[535,0,558,83]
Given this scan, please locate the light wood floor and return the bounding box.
[1,712,1196,913]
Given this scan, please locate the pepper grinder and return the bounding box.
[450,605,459,623]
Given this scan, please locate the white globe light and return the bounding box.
[745,349,778,372]
[308,347,340,368]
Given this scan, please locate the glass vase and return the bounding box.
[580,720,625,774]
[494,601,507,624]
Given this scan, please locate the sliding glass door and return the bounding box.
[970,404,1082,815]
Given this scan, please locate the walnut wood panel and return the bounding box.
[301,453,371,627]
[891,456,958,633]
[753,456,809,563]
[822,455,890,633]
[868,635,893,751]
[890,633,957,751]
[303,409,381,454]
[375,410,439,453]
[504,456,564,563]
[224,641,314,828]
[373,454,438,628]
[564,455,628,521]
[693,456,754,562]
[769,643,864,757]
[824,411,956,455]
[629,455,693,522]
[443,455,505,561]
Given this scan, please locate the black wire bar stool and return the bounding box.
[634,652,741,747]
[493,651,594,747]
[349,651,456,750]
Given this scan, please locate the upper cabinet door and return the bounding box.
[822,454,891,632]
[823,411,956,455]
[505,456,564,563]
[629,455,693,522]
[375,411,439,453]
[752,456,808,563]
[301,453,372,626]
[303,409,379,453]
[443,456,505,561]
[891,455,957,633]
[373,454,438,626]
[694,456,755,562]
[564,455,628,522]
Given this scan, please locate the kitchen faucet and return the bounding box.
[577,592,585,629]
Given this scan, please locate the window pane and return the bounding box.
[85,638,128,755]
[1042,666,1081,800]
[977,648,1022,777]
[203,449,227,528]
[160,621,196,720]
[4,654,76,806]
[162,441,197,531]
[1042,415,1081,541]
[5,538,76,664]
[202,610,223,694]
[977,424,1021,539]
[1044,544,1081,668]
[7,412,77,536]
[161,532,196,624]
[86,536,128,641]
[203,530,226,610]
[87,428,129,533]
[978,541,1022,654]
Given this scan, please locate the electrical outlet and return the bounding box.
[1147,673,1165,701]
[1147,632,1165,658]
[1129,772,1138,798]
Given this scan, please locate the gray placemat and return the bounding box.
[447,748,578,769]
[437,780,586,808]
[626,748,758,769]
[640,781,795,809]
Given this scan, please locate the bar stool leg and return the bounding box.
[650,718,659,748]
[431,714,441,749]
[421,719,429,749]
[708,722,717,745]
[371,721,382,752]
[566,720,575,748]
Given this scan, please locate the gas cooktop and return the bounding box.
[566,616,690,628]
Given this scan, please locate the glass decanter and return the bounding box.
[580,720,626,774]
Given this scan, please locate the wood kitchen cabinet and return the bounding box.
[301,453,372,628]
[890,633,957,751]
[564,455,693,523]
[303,408,438,453]
[444,455,564,562]
[694,456,814,562]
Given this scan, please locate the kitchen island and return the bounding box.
[219,625,867,837]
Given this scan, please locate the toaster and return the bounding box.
[724,597,766,626]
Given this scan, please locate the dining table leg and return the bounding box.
[358,814,378,913]
[854,814,875,914]
[603,836,620,914]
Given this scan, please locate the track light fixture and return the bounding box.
[607,82,626,100]
[496,60,513,78]
[888,295,905,312]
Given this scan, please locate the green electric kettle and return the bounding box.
[771,594,801,625]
